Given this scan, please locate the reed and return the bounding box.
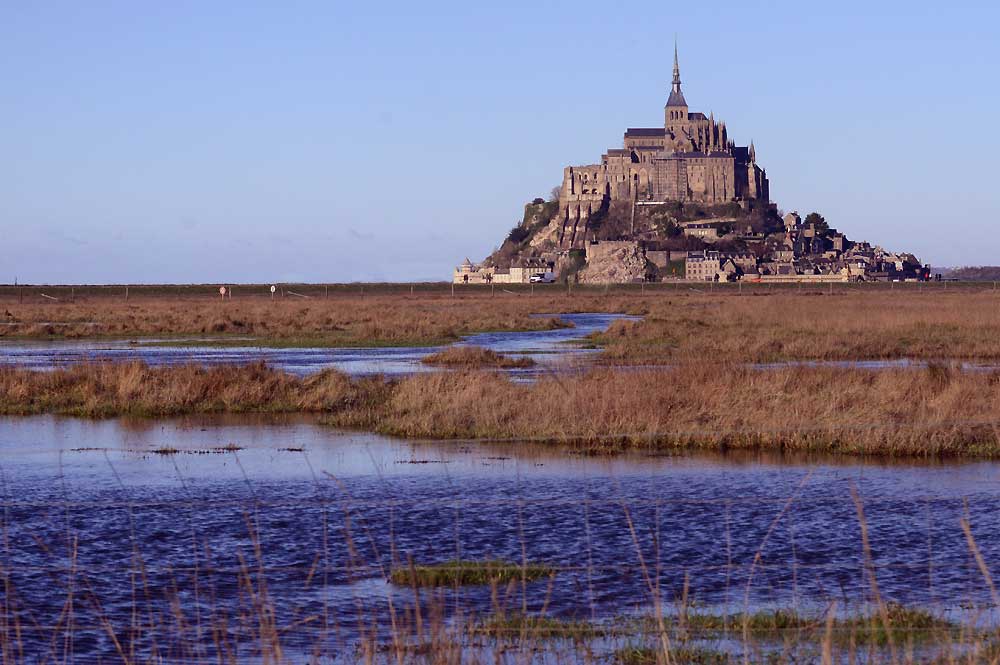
[365,364,1000,457]
[0,449,994,664]
[6,361,1000,457]
[0,361,386,418]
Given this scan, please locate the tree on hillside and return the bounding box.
[804,212,828,232]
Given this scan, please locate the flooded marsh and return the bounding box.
[3,415,1000,661]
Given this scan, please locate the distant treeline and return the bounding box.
[940,266,1000,281]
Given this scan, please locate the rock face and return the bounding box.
[577,241,647,284]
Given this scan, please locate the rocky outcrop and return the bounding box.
[576,241,648,284]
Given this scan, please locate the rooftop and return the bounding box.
[625,127,665,137]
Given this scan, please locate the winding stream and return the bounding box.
[0,312,632,377]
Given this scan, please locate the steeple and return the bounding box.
[672,39,681,93]
[666,39,688,109]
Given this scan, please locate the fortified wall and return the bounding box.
[552,46,769,249]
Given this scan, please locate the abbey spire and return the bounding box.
[666,39,688,109]
[672,40,682,93]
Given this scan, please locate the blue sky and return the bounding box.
[2,0,998,283]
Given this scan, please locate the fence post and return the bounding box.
[125,286,129,302]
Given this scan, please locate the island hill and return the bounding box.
[455,48,927,285]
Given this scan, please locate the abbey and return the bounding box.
[554,46,769,247]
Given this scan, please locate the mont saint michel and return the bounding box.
[456,48,925,285]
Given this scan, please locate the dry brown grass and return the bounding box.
[6,287,1000,365]
[420,345,535,368]
[0,362,389,419]
[594,290,1000,364]
[0,293,583,346]
[6,361,1000,457]
[361,364,1000,456]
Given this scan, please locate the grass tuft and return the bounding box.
[387,559,554,587]
[616,646,734,665]
[420,345,535,369]
[474,613,603,639]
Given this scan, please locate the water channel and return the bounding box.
[2,313,998,661]
[0,313,632,377]
[2,415,999,661]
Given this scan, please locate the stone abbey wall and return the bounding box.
[550,50,768,248]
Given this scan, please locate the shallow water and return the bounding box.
[0,312,629,377]
[2,415,999,660]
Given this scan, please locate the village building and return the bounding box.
[685,250,727,281]
[453,257,553,284]
[682,222,723,240]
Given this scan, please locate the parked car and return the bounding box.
[529,272,556,283]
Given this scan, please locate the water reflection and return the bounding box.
[2,415,999,660]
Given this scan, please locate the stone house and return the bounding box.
[685,250,722,281]
[682,222,722,240]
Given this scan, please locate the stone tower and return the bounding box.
[549,44,771,248]
[664,42,688,134]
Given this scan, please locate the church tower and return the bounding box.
[664,42,688,134]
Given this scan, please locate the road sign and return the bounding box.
[219,286,226,296]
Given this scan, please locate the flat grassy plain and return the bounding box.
[6,282,1000,457]
[4,281,1000,361]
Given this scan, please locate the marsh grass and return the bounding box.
[387,560,554,587]
[420,346,535,369]
[589,290,1000,365]
[0,361,389,419]
[614,605,960,646]
[363,365,1000,457]
[0,292,579,346]
[8,361,1000,457]
[616,646,735,665]
[473,613,605,639]
[11,288,1000,365]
